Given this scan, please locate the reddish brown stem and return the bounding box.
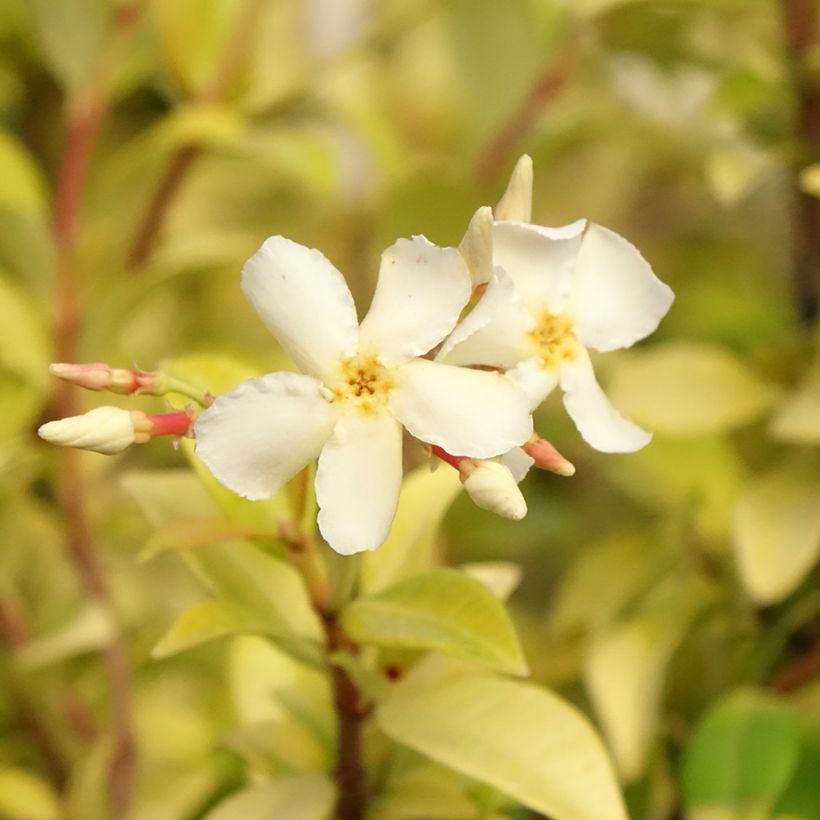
[126,0,266,272]
[474,43,577,183]
[323,613,367,820]
[49,4,145,816]
[772,642,820,693]
[782,0,820,323]
[0,600,68,788]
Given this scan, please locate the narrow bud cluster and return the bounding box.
[38,408,193,455]
[49,362,170,396]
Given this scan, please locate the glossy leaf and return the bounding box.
[607,341,777,435]
[682,689,800,820]
[732,472,820,605]
[361,464,461,594]
[204,774,335,820]
[343,568,528,676]
[378,674,627,820]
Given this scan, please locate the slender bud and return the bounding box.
[38,406,144,455]
[459,205,494,286]
[523,434,575,476]
[459,460,527,521]
[494,154,533,222]
[48,362,170,396]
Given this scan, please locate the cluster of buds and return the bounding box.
[38,363,205,456]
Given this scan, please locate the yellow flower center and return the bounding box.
[332,355,394,412]
[527,312,579,369]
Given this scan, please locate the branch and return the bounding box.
[474,42,578,183]
[125,0,266,272]
[781,0,820,323]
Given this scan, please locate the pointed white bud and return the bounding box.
[459,460,527,521]
[494,154,533,222]
[38,406,149,455]
[459,205,494,286]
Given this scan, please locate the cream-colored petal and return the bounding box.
[316,409,403,555]
[459,206,494,286]
[494,154,533,222]
[194,372,338,500]
[241,236,358,380]
[506,357,560,411]
[569,224,674,352]
[437,268,535,369]
[493,220,586,314]
[501,448,535,483]
[390,359,532,458]
[560,348,651,453]
[358,236,471,364]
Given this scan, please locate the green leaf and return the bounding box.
[152,599,261,658]
[732,472,820,605]
[377,674,627,820]
[204,774,335,820]
[343,568,528,676]
[0,130,48,215]
[138,516,276,561]
[0,767,61,820]
[18,603,115,670]
[182,540,322,646]
[122,469,218,526]
[29,0,108,92]
[770,362,820,445]
[361,464,462,594]
[682,689,801,820]
[606,341,777,435]
[460,561,522,601]
[799,162,820,198]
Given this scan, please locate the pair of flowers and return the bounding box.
[195,156,674,554]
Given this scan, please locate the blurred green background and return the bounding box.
[1,0,820,818]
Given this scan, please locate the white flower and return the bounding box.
[438,156,674,453]
[38,406,148,454]
[194,235,533,555]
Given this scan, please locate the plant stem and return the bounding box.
[279,526,367,819]
[126,0,266,272]
[782,0,820,323]
[50,3,145,816]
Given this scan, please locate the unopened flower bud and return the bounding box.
[459,460,527,521]
[523,434,575,476]
[48,362,170,396]
[38,406,146,455]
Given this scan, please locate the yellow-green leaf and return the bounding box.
[378,675,627,820]
[607,341,776,435]
[361,464,461,594]
[770,363,820,445]
[204,774,335,820]
[0,767,61,820]
[732,472,820,605]
[343,568,527,676]
[0,130,48,215]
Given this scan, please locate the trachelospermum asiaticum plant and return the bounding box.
[39,155,673,555]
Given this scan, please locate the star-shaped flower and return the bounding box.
[194,235,533,554]
[438,156,674,453]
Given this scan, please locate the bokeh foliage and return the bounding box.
[1,0,819,818]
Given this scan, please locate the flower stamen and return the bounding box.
[527,312,579,369]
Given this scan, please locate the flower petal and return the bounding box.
[506,357,560,410]
[436,268,535,369]
[459,206,494,286]
[195,372,338,500]
[316,409,403,555]
[390,359,533,458]
[501,448,535,483]
[559,348,651,453]
[493,220,586,314]
[569,224,674,352]
[241,237,358,380]
[358,236,471,363]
